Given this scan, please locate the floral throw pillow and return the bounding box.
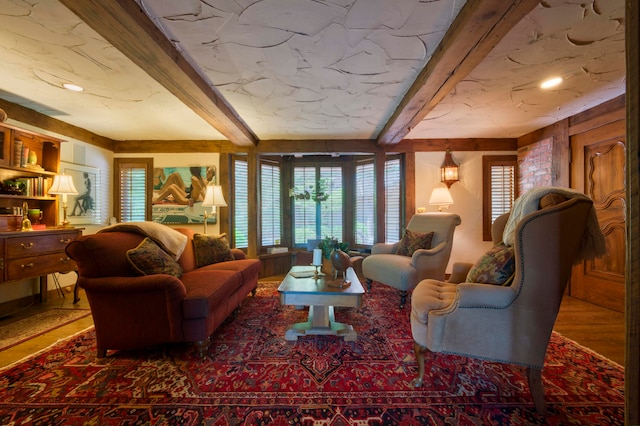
[193,233,235,267]
[466,243,515,285]
[126,237,183,277]
[395,229,434,256]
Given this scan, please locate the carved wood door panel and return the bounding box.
[570,120,626,312]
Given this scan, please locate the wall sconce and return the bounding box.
[440,148,459,188]
[48,174,78,227]
[201,185,227,234]
[429,187,453,212]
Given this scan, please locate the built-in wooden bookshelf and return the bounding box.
[0,122,62,228]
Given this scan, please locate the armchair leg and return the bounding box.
[411,341,427,387]
[526,366,547,415]
[366,278,372,292]
[399,290,407,309]
[194,338,211,359]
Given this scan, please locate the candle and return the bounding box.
[312,248,322,266]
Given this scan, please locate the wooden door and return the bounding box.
[570,120,626,312]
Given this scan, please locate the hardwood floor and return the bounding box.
[0,281,625,368]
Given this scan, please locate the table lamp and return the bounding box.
[201,184,227,234]
[429,187,453,212]
[48,174,78,227]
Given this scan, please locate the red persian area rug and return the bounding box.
[0,282,624,425]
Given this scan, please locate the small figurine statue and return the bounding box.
[330,245,352,281]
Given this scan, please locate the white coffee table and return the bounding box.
[278,265,365,341]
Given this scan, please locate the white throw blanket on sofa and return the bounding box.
[99,221,188,259]
[502,186,606,264]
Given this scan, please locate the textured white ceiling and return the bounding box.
[409,0,626,138]
[138,0,466,140]
[0,0,627,142]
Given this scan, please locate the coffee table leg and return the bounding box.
[284,306,358,342]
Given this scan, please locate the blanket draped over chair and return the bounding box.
[502,186,606,264]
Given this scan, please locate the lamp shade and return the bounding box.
[429,187,453,209]
[202,185,227,207]
[48,174,78,195]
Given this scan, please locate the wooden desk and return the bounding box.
[0,228,82,302]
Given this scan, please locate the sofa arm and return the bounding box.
[371,242,398,255]
[410,241,447,266]
[79,274,187,297]
[455,282,516,309]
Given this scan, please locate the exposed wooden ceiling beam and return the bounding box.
[59,0,258,147]
[0,99,115,151]
[377,0,540,145]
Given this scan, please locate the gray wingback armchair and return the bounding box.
[362,212,461,308]
[409,197,599,414]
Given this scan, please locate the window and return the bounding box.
[483,155,517,241]
[114,158,152,222]
[354,161,375,245]
[292,165,343,245]
[384,157,402,243]
[261,161,281,246]
[234,159,249,248]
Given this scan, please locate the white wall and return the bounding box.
[414,151,516,273]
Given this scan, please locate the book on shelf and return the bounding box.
[13,139,23,167]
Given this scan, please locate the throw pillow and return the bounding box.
[126,237,183,277]
[466,243,515,285]
[193,233,235,267]
[395,229,434,256]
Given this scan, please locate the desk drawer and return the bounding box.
[5,233,77,258]
[6,253,76,281]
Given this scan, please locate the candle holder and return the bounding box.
[313,264,322,280]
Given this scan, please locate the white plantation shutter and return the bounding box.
[261,161,282,246]
[491,165,515,222]
[355,161,375,245]
[320,167,343,240]
[483,155,517,240]
[234,159,249,248]
[292,166,343,245]
[115,158,151,222]
[384,158,401,243]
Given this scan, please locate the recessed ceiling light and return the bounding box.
[62,83,84,92]
[540,77,563,89]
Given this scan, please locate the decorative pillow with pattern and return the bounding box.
[395,229,434,256]
[126,237,183,277]
[466,243,515,285]
[193,233,235,267]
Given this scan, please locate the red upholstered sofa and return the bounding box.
[66,227,261,358]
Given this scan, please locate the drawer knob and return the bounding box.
[59,238,71,244]
[21,262,34,268]
[20,242,34,249]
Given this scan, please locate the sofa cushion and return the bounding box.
[126,237,183,277]
[466,243,515,285]
[193,233,235,267]
[181,269,242,318]
[395,229,434,256]
[198,258,262,282]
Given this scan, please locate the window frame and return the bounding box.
[113,157,153,222]
[482,155,518,241]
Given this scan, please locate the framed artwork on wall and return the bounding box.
[59,162,101,225]
[152,165,217,224]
